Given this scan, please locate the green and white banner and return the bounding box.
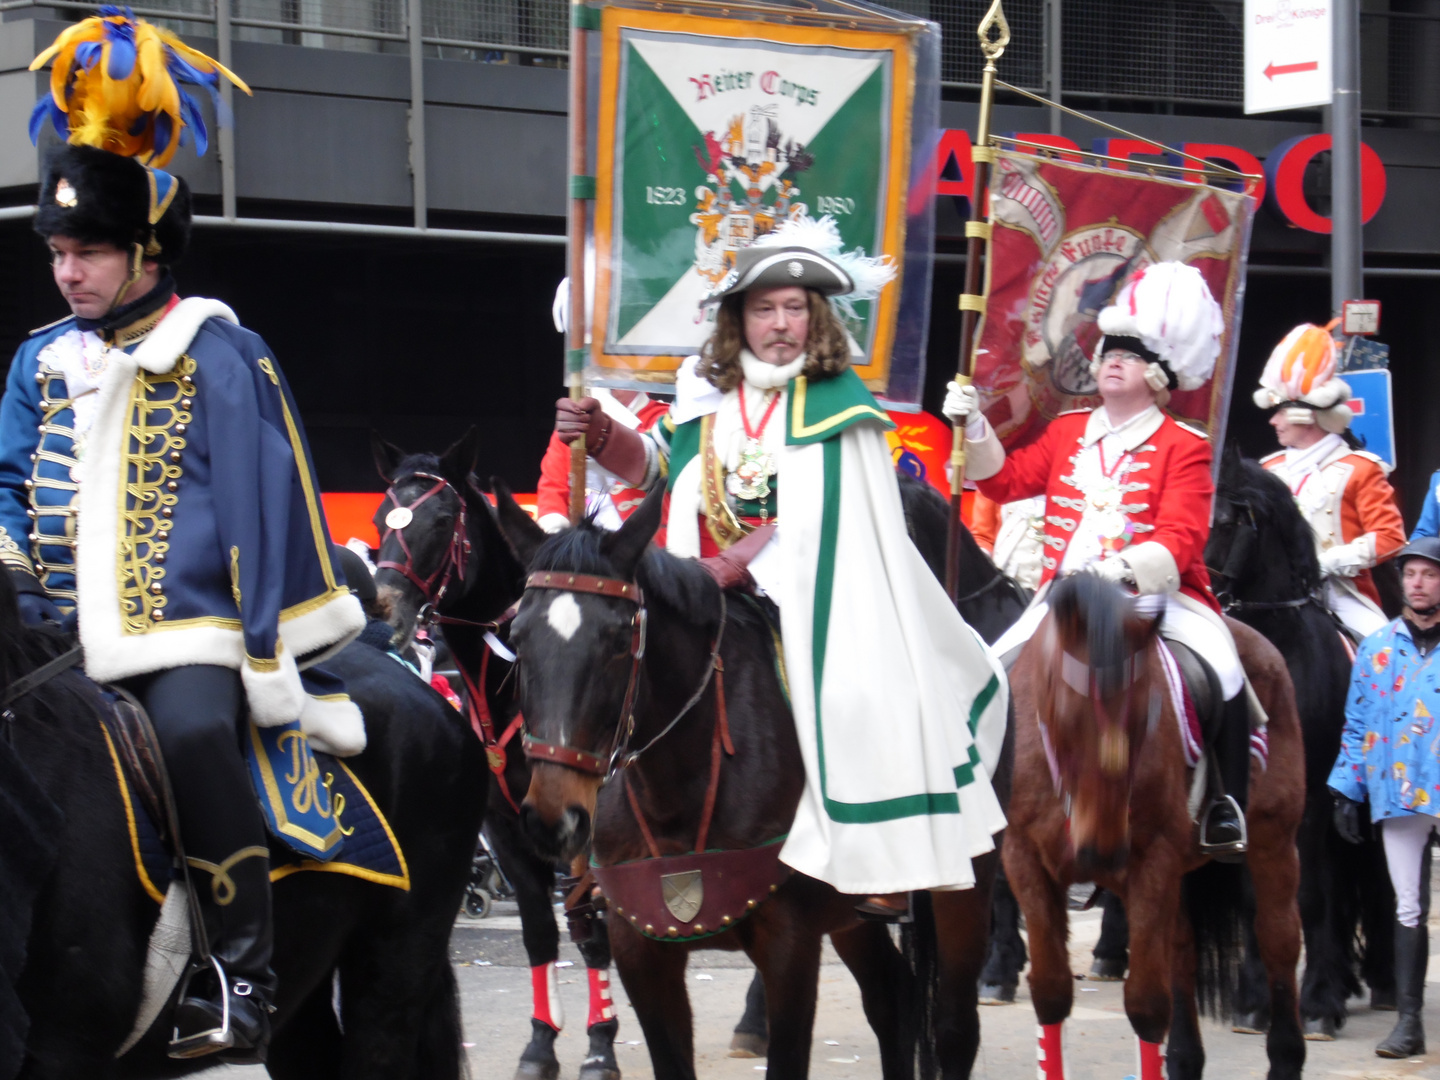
[592,9,914,388]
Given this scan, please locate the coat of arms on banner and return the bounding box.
[974,149,1257,446]
[588,7,924,396]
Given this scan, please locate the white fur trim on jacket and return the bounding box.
[300,694,367,757]
[242,648,308,727]
[963,420,1007,482]
[131,299,238,375]
[76,301,247,683]
[283,590,365,667]
[1124,540,1182,595]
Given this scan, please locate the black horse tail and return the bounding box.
[415,960,470,1079]
[1182,860,1248,1019]
[902,889,940,1080]
[1047,574,1132,698]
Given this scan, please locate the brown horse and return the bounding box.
[1004,574,1306,1080]
[491,481,1003,1080]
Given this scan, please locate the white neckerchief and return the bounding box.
[1276,433,1345,487]
[1092,403,1161,443]
[34,328,109,437]
[740,349,807,389]
[709,351,805,476]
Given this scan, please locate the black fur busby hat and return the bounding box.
[34,144,192,265]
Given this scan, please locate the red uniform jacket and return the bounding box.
[974,409,1220,613]
[535,397,669,524]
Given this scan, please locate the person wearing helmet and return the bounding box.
[1329,536,1440,1058]
[944,261,1250,860]
[1255,321,1405,639]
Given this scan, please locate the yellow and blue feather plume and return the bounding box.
[28,6,250,168]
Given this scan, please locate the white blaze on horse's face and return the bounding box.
[546,593,583,641]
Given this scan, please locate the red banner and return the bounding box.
[973,151,1256,447]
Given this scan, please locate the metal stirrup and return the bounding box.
[1198,793,1248,855]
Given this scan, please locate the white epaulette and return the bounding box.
[1260,449,1284,465]
[1057,407,1093,417]
[1174,420,1209,440]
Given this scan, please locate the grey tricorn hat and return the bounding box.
[1396,536,1440,571]
[703,244,855,307]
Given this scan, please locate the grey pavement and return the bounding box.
[202,888,1440,1080]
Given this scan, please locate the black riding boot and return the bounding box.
[1377,922,1428,1058]
[130,665,276,1062]
[1200,691,1251,862]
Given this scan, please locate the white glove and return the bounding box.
[1091,556,1135,585]
[942,380,979,423]
[1319,543,1367,578]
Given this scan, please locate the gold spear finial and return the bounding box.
[977,0,1010,61]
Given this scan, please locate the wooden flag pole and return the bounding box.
[945,0,1009,601]
[566,0,592,524]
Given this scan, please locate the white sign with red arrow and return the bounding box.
[1244,0,1333,114]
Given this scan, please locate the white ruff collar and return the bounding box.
[740,349,807,390]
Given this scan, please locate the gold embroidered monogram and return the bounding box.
[117,354,195,632]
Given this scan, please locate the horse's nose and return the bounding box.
[520,802,591,862]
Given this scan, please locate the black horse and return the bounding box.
[493,481,1005,1080]
[898,477,1030,1006]
[370,430,630,1080]
[1205,451,1396,1038]
[4,571,487,1077]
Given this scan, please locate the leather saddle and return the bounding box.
[1163,639,1224,747]
[102,687,178,851]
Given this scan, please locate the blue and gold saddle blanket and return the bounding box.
[103,712,408,903]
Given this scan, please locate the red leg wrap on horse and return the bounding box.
[531,962,564,1031]
[587,966,616,1029]
[1037,1022,1066,1080]
[1136,1037,1165,1080]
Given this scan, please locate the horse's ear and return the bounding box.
[491,476,546,568]
[371,431,407,484]
[601,481,665,577]
[440,426,482,485]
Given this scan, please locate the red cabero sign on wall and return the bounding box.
[930,129,1387,235]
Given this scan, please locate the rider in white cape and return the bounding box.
[555,218,1007,905]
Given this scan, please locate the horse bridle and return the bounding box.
[517,570,727,782]
[376,472,471,616]
[1207,495,1319,615]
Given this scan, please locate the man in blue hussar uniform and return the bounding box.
[1329,536,1440,1059]
[7,10,364,1060]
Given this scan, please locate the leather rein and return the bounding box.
[518,570,729,787]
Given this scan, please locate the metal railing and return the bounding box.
[8,0,1440,117]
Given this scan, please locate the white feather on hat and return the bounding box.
[749,215,896,303]
[1094,262,1225,392]
[1251,320,1353,431]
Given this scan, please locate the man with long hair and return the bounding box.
[554,218,1009,919]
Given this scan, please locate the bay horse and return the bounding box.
[369,430,629,1080]
[491,481,1004,1080]
[3,571,488,1078]
[1005,573,1306,1080]
[1207,452,1396,1037]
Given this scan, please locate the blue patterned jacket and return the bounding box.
[1328,617,1440,820]
[0,298,365,754]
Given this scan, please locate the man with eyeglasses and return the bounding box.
[944,261,1250,859]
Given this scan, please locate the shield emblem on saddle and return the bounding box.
[660,870,703,924]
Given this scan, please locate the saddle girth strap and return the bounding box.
[0,644,83,709]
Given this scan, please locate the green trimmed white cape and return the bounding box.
[659,360,1008,893]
